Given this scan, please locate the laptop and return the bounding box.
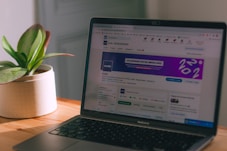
[14,18,226,151]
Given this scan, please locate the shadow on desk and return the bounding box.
[0,98,81,151]
[0,117,21,124]
[0,123,58,151]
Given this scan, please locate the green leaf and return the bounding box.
[17,24,48,73]
[2,36,16,57]
[35,31,50,61]
[2,36,22,66]
[0,67,27,84]
[26,29,45,70]
[45,52,75,58]
[17,24,42,56]
[28,52,74,75]
[16,52,27,67]
[36,52,74,66]
[1,24,74,79]
[28,31,51,75]
[27,60,43,76]
[0,61,17,68]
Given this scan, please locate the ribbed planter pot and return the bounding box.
[0,64,57,118]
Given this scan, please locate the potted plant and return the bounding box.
[0,24,74,118]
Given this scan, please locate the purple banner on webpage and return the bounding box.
[101,52,204,80]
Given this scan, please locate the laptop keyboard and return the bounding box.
[49,118,205,151]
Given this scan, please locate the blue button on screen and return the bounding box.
[166,78,182,82]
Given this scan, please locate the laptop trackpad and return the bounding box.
[65,141,137,151]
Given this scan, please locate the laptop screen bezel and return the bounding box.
[81,17,226,135]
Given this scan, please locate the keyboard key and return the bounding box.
[49,118,204,151]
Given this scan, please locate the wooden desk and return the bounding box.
[0,98,227,151]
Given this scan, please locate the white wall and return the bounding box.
[146,0,227,126]
[0,0,36,62]
[146,0,227,21]
[38,0,145,100]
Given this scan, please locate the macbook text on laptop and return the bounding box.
[14,18,226,151]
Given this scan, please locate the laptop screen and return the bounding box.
[83,18,226,128]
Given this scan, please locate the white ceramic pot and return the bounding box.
[0,64,57,118]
